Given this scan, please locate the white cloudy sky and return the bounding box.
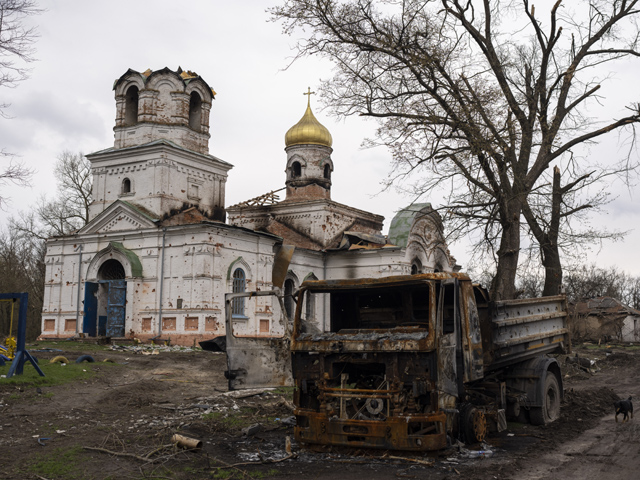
[1,0,639,276]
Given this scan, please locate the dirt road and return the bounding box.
[1,342,639,479]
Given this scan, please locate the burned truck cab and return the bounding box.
[291,273,485,451]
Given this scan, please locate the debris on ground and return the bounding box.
[110,344,206,354]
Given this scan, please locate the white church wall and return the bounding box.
[88,144,231,221]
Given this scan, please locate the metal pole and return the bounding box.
[74,244,83,335]
[157,228,167,337]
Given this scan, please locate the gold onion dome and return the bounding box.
[285,89,333,148]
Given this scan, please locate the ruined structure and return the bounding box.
[570,297,640,342]
[40,68,458,345]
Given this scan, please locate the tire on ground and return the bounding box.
[75,355,95,363]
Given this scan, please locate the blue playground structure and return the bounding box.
[1,293,44,378]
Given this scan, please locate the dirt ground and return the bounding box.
[1,342,639,480]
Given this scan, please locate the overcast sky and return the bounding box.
[1,0,639,276]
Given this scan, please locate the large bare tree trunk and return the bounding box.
[490,202,522,300]
[541,167,563,296]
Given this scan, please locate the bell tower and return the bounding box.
[283,88,334,202]
[87,67,231,221]
[113,67,215,154]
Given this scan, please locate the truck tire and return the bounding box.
[530,373,560,425]
[462,406,487,444]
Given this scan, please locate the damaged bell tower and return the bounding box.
[88,67,230,222]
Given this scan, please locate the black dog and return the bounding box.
[615,396,633,423]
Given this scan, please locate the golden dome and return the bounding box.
[285,90,333,148]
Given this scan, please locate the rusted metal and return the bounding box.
[222,272,570,450]
[295,410,447,451]
[288,272,570,451]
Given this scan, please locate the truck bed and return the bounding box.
[483,294,570,371]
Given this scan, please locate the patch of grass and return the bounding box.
[273,386,295,398]
[251,469,280,478]
[0,360,118,387]
[27,445,85,479]
[29,340,113,354]
[202,411,224,421]
[212,468,236,479]
[202,407,266,432]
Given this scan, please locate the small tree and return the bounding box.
[272,0,640,299]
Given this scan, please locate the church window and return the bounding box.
[122,178,131,194]
[98,259,125,280]
[189,91,202,131]
[411,258,423,275]
[232,268,246,317]
[284,278,296,320]
[291,161,301,178]
[124,86,139,126]
[324,164,331,179]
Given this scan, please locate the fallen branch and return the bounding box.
[384,455,434,466]
[83,444,174,463]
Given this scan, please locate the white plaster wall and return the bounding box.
[41,224,285,342]
[621,315,640,342]
[88,144,231,220]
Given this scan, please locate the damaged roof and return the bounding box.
[573,297,640,317]
[387,203,432,248]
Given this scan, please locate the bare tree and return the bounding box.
[0,0,40,204]
[0,152,32,207]
[0,0,40,114]
[272,0,640,299]
[0,216,46,340]
[50,150,92,231]
[11,151,92,242]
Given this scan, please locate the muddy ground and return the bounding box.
[1,342,639,480]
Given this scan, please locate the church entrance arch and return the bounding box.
[83,242,141,338]
[84,259,127,338]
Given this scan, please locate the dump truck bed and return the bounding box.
[482,294,570,372]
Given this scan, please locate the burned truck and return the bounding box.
[288,273,569,451]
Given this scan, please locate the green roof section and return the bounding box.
[110,242,143,277]
[387,203,432,248]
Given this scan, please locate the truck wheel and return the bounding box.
[462,406,487,444]
[530,373,560,425]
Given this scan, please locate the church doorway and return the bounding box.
[83,259,127,338]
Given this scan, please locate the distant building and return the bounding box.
[40,67,458,345]
[570,297,640,342]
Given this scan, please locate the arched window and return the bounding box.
[291,161,302,178]
[98,259,125,280]
[122,178,131,194]
[411,258,423,275]
[124,86,139,126]
[232,268,246,316]
[189,92,202,131]
[324,164,331,179]
[284,278,296,320]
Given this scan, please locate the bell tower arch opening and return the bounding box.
[189,91,202,131]
[124,85,139,126]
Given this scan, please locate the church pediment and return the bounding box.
[79,201,158,234]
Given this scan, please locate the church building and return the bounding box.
[40,67,458,345]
